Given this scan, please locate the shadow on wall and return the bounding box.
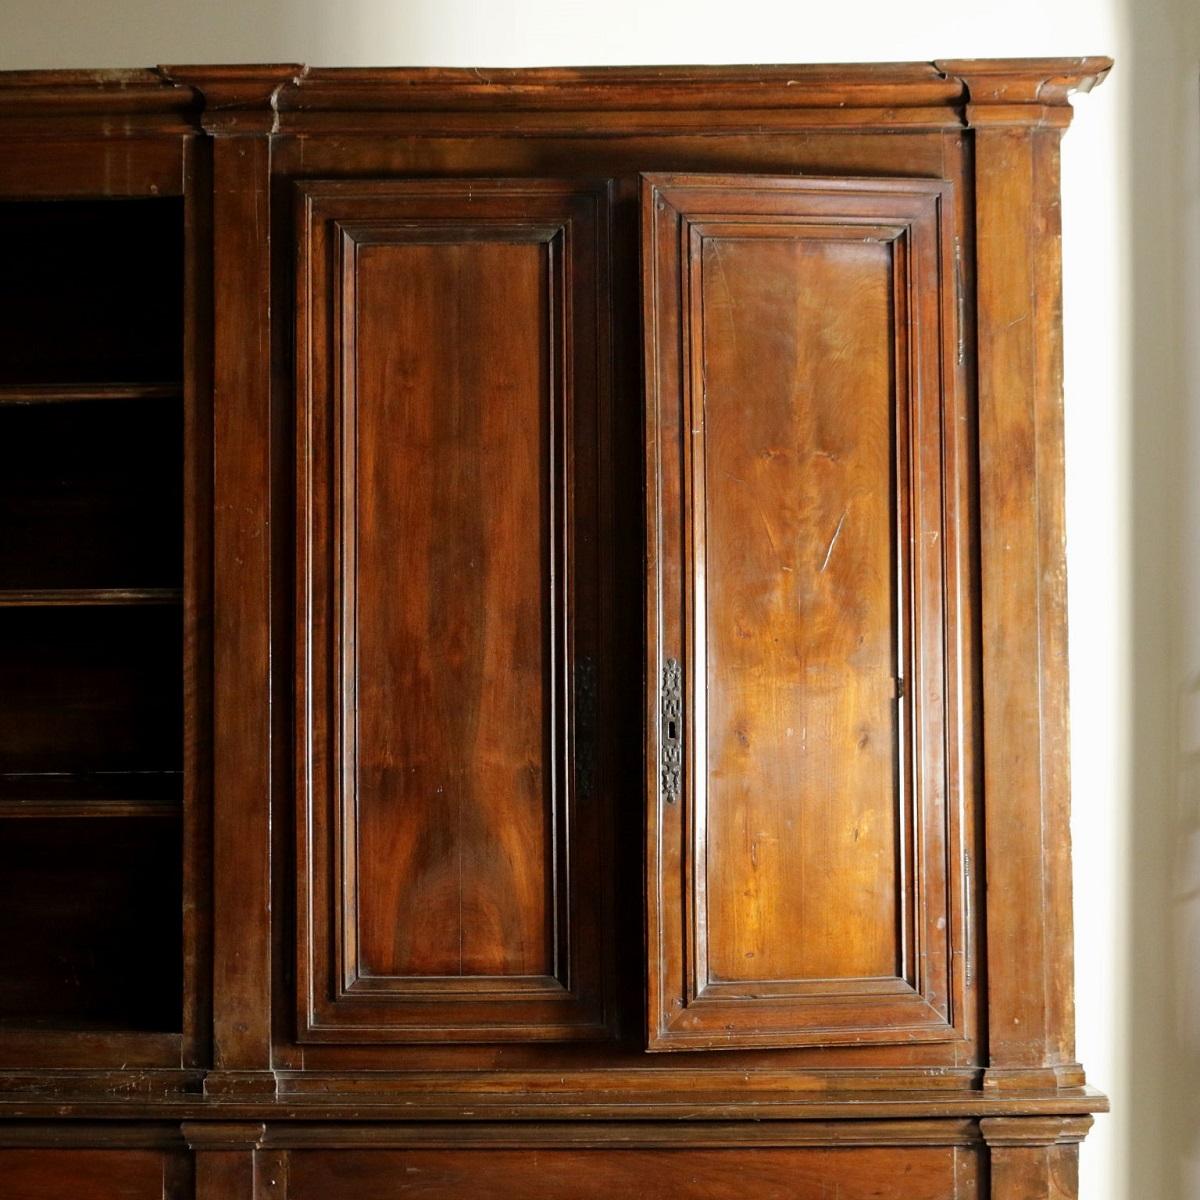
[1124,0,1200,1196]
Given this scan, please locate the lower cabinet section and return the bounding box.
[0,1119,1096,1199]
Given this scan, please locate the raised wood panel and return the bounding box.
[643,174,967,1050]
[0,1149,180,1199]
[351,236,554,982]
[701,230,900,987]
[295,179,612,1042]
[286,1146,972,1200]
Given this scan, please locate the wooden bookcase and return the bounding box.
[0,60,1108,1200]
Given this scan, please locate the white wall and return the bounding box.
[3,3,1194,1197]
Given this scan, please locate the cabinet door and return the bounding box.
[643,173,968,1050]
[296,179,611,1042]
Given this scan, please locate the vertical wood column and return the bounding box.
[187,1122,267,1200]
[181,130,214,1073]
[162,66,302,1096]
[981,1117,1092,1199]
[935,58,1110,1092]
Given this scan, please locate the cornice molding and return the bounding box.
[979,1115,1095,1147]
[0,68,198,133]
[0,59,1111,135]
[935,55,1112,127]
[157,64,305,133]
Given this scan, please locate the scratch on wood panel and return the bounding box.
[755,503,781,560]
[707,239,740,363]
[819,509,848,573]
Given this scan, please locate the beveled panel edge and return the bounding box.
[341,974,571,999]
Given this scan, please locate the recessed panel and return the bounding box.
[701,233,900,985]
[352,238,553,981]
[287,1146,972,1200]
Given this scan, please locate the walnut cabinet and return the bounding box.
[0,58,1110,1199]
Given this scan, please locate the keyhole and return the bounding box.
[667,720,677,741]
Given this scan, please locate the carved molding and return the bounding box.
[0,60,1112,135]
[157,64,305,133]
[181,1121,267,1151]
[936,55,1112,128]
[979,1116,1094,1147]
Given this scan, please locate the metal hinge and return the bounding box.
[660,657,682,805]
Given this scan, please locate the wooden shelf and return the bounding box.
[0,587,182,608]
[0,382,181,406]
[0,772,182,819]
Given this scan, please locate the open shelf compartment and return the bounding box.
[0,194,189,1050]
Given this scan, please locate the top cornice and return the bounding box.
[0,68,199,133]
[158,64,305,133]
[0,58,1112,135]
[935,56,1112,127]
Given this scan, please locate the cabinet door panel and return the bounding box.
[643,173,967,1050]
[296,179,611,1042]
[0,1150,177,1200]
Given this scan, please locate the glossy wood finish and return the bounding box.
[286,1146,972,1200]
[971,121,1081,1093]
[296,179,611,1041]
[0,1149,185,1200]
[0,57,1110,1200]
[202,120,279,1084]
[643,174,965,1050]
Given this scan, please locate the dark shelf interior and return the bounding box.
[0,199,183,385]
[0,605,183,776]
[0,816,182,1032]
[0,196,186,1041]
[0,395,182,590]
